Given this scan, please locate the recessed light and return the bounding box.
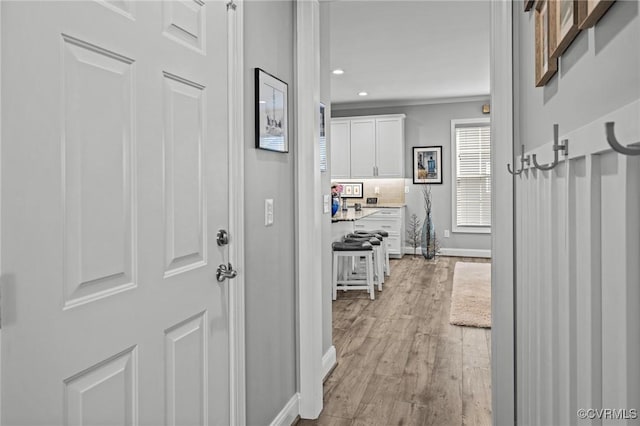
[259,100,266,104]
[332,69,344,75]
[358,91,368,97]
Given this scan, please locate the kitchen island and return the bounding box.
[331,207,380,223]
[333,205,405,258]
[331,207,380,243]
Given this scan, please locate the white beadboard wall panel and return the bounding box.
[600,153,640,425]
[553,162,571,426]
[515,102,640,424]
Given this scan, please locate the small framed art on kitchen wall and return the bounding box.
[413,146,443,184]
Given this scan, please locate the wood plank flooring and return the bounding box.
[299,256,491,426]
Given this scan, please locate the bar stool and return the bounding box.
[332,241,375,300]
[355,230,390,276]
[345,234,384,291]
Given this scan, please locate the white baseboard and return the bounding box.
[270,393,300,426]
[322,345,337,381]
[439,248,492,258]
[403,247,492,258]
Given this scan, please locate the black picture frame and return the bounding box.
[255,68,289,153]
[413,146,443,184]
[320,103,327,172]
[336,182,363,199]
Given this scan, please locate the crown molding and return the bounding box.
[331,95,490,111]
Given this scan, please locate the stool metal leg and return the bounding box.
[383,239,390,276]
[331,252,339,300]
[366,252,374,300]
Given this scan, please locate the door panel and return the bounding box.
[1,1,230,424]
[62,34,136,309]
[163,72,207,277]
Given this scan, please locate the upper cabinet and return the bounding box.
[330,114,405,179]
[330,120,351,178]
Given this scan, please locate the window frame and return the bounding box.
[450,117,492,234]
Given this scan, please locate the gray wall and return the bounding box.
[516,0,639,149]
[244,1,296,424]
[320,2,333,356]
[333,101,491,252]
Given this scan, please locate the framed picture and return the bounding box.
[337,182,363,198]
[413,146,443,185]
[255,68,288,153]
[319,103,327,172]
[535,0,558,87]
[578,0,615,29]
[550,0,580,59]
[525,0,535,11]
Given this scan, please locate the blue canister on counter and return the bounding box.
[331,197,340,216]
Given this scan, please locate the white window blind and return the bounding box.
[455,124,491,228]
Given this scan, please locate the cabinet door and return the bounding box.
[376,117,404,177]
[330,120,351,178]
[349,119,376,178]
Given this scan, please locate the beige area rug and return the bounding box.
[449,262,491,328]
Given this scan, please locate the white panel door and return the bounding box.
[330,120,350,178]
[375,117,404,178]
[349,119,376,178]
[1,1,232,425]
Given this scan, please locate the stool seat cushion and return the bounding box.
[332,241,373,251]
[356,229,389,238]
[347,233,382,242]
[344,236,380,246]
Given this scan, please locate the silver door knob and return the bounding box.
[216,229,229,246]
[216,262,238,282]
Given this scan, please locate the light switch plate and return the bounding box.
[405,186,410,194]
[323,194,330,214]
[444,229,450,238]
[265,199,274,226]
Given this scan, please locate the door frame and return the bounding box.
[294,0,324,420]
[294,0,516,424]
[226,0,246,424]
[490,1,516,424]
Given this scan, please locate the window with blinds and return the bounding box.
[453,121,491,231]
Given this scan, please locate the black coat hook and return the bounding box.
[507,144,531,175]
[605,122,640,156]
[532,124,568,171]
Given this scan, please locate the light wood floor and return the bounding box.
[299,256,491,426]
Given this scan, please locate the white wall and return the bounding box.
[244,1,297,424]
[516,0,639,150]
[332,100,491,253]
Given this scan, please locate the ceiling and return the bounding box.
[328,1,491,107]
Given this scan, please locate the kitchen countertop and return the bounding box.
[331,207,380,223]
[360,203,406,208]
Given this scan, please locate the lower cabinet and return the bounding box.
[353,208,404,258]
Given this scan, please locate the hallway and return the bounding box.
[301,256,491,426]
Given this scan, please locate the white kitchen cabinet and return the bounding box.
[330,120,351,178]
[354,207,405,257]
[330,114,405,179]
[349,118,376,177]
[375,117,404,178]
